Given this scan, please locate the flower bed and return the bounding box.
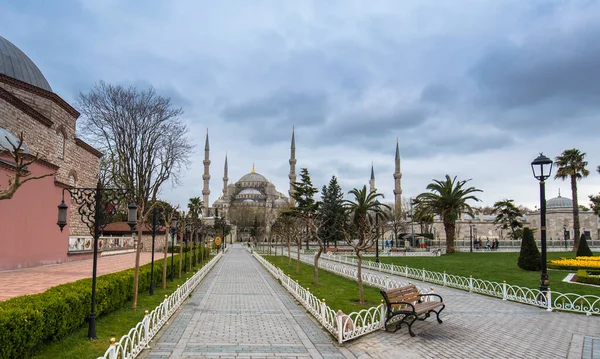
[548,256,600,270]
[576,270,600,286]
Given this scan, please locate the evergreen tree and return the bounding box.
[576,233,593,257]
[492,199,523,240]
[518,228,542,271]
[319,176,346,249]
[292,168,319,214]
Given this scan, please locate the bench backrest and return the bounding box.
[381,284,420,308]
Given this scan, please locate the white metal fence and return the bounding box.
[97,250,225,359]
[253,252,438,343]
[319,252,600,316]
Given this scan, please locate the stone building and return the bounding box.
[0,35,101,269]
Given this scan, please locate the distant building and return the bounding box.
[0,36,101,270]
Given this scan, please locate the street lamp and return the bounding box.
[469,221,473,253]
[374,199,381,263]
[170,215,178,282]
[410,198,415,247]
[531,153,553,294]
[563,224,568,251]
[149,207,163,295]
[184,221,191,272]
[56,180,136,340]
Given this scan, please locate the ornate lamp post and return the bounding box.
[170,215,178,282]
[563,224,568,251]
[57,180,136,340]
[374,199,380,263]
[469,221,473,253]
[531,153,553,294]
[149,207,162,295]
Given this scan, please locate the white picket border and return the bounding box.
[253,252,438,343]
[318,252,600,316]
[97,250,225,359]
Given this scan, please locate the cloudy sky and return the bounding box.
[2,0,600,210]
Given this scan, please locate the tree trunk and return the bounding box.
[287,239,291,265]
[162,233,168,289]
[132,220,143,310]
[357,250,364,304]
[296,242,301,273]
[179,236,183,278]
[571,176,580,252]
[314,245,323,286]
[189,240,193,270]
[444,218,456,253]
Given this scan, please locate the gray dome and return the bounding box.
[239,188,262,195]
[238,172,268,184]
[0,36,52,92]
[547,195,573,209]
[0,128,27,153]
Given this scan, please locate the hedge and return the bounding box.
[576,270,600,286]
[0,247,209,359]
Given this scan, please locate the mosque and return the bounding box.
[200,129,404,241]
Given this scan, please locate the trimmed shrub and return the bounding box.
[518,227,541,271]
[576,234,593,257]
[0,252,200,359]
[576,269,600,286]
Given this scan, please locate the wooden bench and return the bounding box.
[380,284,445,337]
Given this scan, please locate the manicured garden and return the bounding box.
[372,251,599,296]
[265,256,383,314]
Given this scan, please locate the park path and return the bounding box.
[0,251,156,301]
[143,244,355,359]
[310,254,600,359]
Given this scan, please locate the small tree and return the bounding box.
[576,233,593,257]
[320,176,346,249]
[0,132,53,200]
[492,199,524,240]
[518,228,541,271]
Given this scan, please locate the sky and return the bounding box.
[2,0,600,210]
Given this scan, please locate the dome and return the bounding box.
[0,36,52,92]
[239,188,262,196]
[238,172,268,184]
[547,195,573,209]
[0,128,27,153]
[243,199,255,203]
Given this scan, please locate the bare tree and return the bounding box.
[383,202,407,247]
[0,132,54,200]
[76,82,193,309]
[161,203,179,289]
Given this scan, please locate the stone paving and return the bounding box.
[143,246,600,358]
[0,251,156,301]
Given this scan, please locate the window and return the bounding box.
[69,174,76,187]
[57,131,65,159]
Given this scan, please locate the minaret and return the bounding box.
[202,130,211,216]
[288,127,297,207]
[369,162,376,193]
[393,138,402,212]
[222,153,228,197]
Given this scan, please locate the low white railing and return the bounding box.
[97,251,224,359]
[319,253,600,316]
[253,252,438,343]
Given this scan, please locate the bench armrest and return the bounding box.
[418,293,443,302]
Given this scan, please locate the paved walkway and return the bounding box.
[144,246,600,358]
[0,251,157,301]
[143,245,355,359]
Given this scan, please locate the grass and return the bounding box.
[372,251,600,296]
[31,256,213,359]
[266,256,383,314]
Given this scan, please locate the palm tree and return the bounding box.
[554,149,589,251]
[415,175,482,253]
[491,199,523,240]
[343,185,389,304]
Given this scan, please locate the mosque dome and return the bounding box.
[238,188,262,196]
[547,195,573,209]
[238,172,268,184]
[0,36,52,92]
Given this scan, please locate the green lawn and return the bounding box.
[266,256,383,314]
[372,251,599,296]
[31,257,213,359]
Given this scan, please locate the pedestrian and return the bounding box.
[486,238,491,250]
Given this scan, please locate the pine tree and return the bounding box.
[518,228,542,271]
[292,168,319,214]
[319,176,346,249]
[576,233,593,257]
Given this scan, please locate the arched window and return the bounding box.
[68,170,77,187]
[57,131,65,159]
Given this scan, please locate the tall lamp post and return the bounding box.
[374,199,381,263]
[563,224,568,251]
[469,221,473,253]
[410,198,415,247]
[57,180,136,340]
[149,207,163,295]
[170,215,178,282]
[531,153,553,294]
[184,221,191,272]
